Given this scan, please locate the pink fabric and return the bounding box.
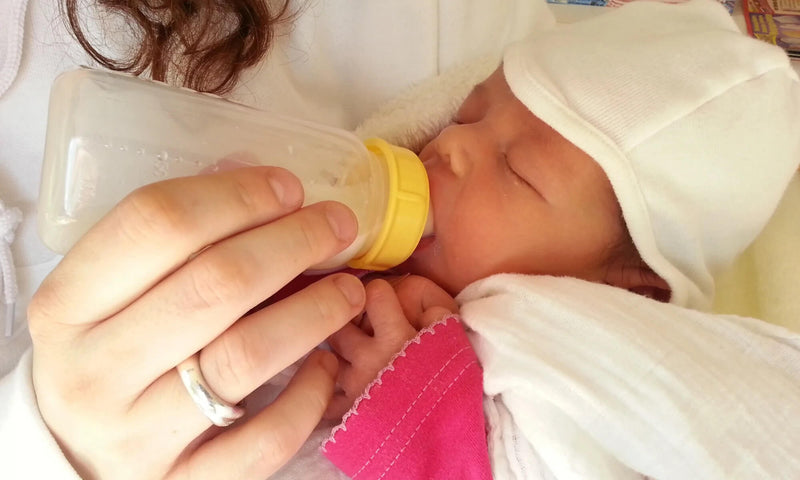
[322,316,491,480]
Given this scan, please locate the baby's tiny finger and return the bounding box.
[417,306,455,329]
[363,279,412,334]
[327,322,369,364]
[392,275,458,323]
[323,393,354,421]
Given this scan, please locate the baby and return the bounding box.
[318,1,800,479]
[323,64,670,417]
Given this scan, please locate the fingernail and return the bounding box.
[333,275,365,308]
[325,203,357,243]
[268,170,303,208]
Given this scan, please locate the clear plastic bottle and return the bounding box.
[39,68,431,271]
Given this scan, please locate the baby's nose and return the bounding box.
[433,124,481,177]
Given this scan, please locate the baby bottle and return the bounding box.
[39,68,431,271]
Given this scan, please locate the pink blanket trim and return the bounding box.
[322,315,492,480]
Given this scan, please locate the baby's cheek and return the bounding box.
[435,240,495,292]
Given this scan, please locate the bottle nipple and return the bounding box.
[422,204,434,237]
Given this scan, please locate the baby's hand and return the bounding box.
[325,276,457,419]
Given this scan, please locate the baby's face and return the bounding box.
[396,68,627,295]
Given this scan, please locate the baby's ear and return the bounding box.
[605,261,671,303]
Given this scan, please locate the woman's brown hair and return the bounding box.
[63,0,294,94]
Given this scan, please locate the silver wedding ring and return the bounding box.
[177,353,245,427]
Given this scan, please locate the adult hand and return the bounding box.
[28,167,366,480]
[325,275,457,418]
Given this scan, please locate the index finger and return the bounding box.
[32,167,304,328]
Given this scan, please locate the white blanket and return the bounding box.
[458,274,800,480]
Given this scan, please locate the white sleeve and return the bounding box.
[0,349,82,479]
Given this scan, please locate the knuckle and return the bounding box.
[114,186,194,244]
[253,427,298,474]
[183,255,249,311]
[228,170,280,214]
[203,332,255,395]
[58,372,102,407]
[27,276,72,345]
[26,288,58,342]
[39,364,105,415]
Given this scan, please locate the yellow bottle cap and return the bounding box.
[347,138,430,271]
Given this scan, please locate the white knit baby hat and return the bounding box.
[503,0,800,310]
